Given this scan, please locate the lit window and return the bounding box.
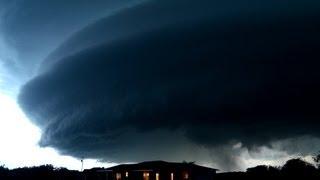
[116,173,121,180]
[143,172,150,180]
[184,172,189,179]
[171,173,174,180]
[125,172,128,177]
[156,173,160,180]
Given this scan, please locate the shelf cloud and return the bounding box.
[15,0,320,171]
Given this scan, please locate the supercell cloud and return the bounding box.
[17,0,320,171]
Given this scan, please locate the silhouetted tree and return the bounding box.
[247,165,269,175]
[182,160,195,165]
[247,165,280,176]
[281,158,317,176]
[0,165,9,179]
[313,151,320,169]
[10,165,55,180]
[268,166,281,175]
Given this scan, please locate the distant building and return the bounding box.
[93,161,218,180]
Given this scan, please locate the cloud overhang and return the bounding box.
[16,0,320,171]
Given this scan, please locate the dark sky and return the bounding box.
[1,0,320,171]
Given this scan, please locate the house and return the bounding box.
[92,161,218,180]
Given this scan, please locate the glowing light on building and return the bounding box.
[116,173,121,180]
[143,172,150,180]
[184,172,189,179]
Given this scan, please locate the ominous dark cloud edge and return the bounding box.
[17,0,320,170]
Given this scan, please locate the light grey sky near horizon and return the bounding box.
[0,0,141,170]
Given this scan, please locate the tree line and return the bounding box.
[1,153,320,179]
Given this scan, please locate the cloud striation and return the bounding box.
[18,0,320,171]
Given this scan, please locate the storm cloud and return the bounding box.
[0,0,143,94]
[18,0,320,171]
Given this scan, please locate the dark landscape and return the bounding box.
[1,154,320,180]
